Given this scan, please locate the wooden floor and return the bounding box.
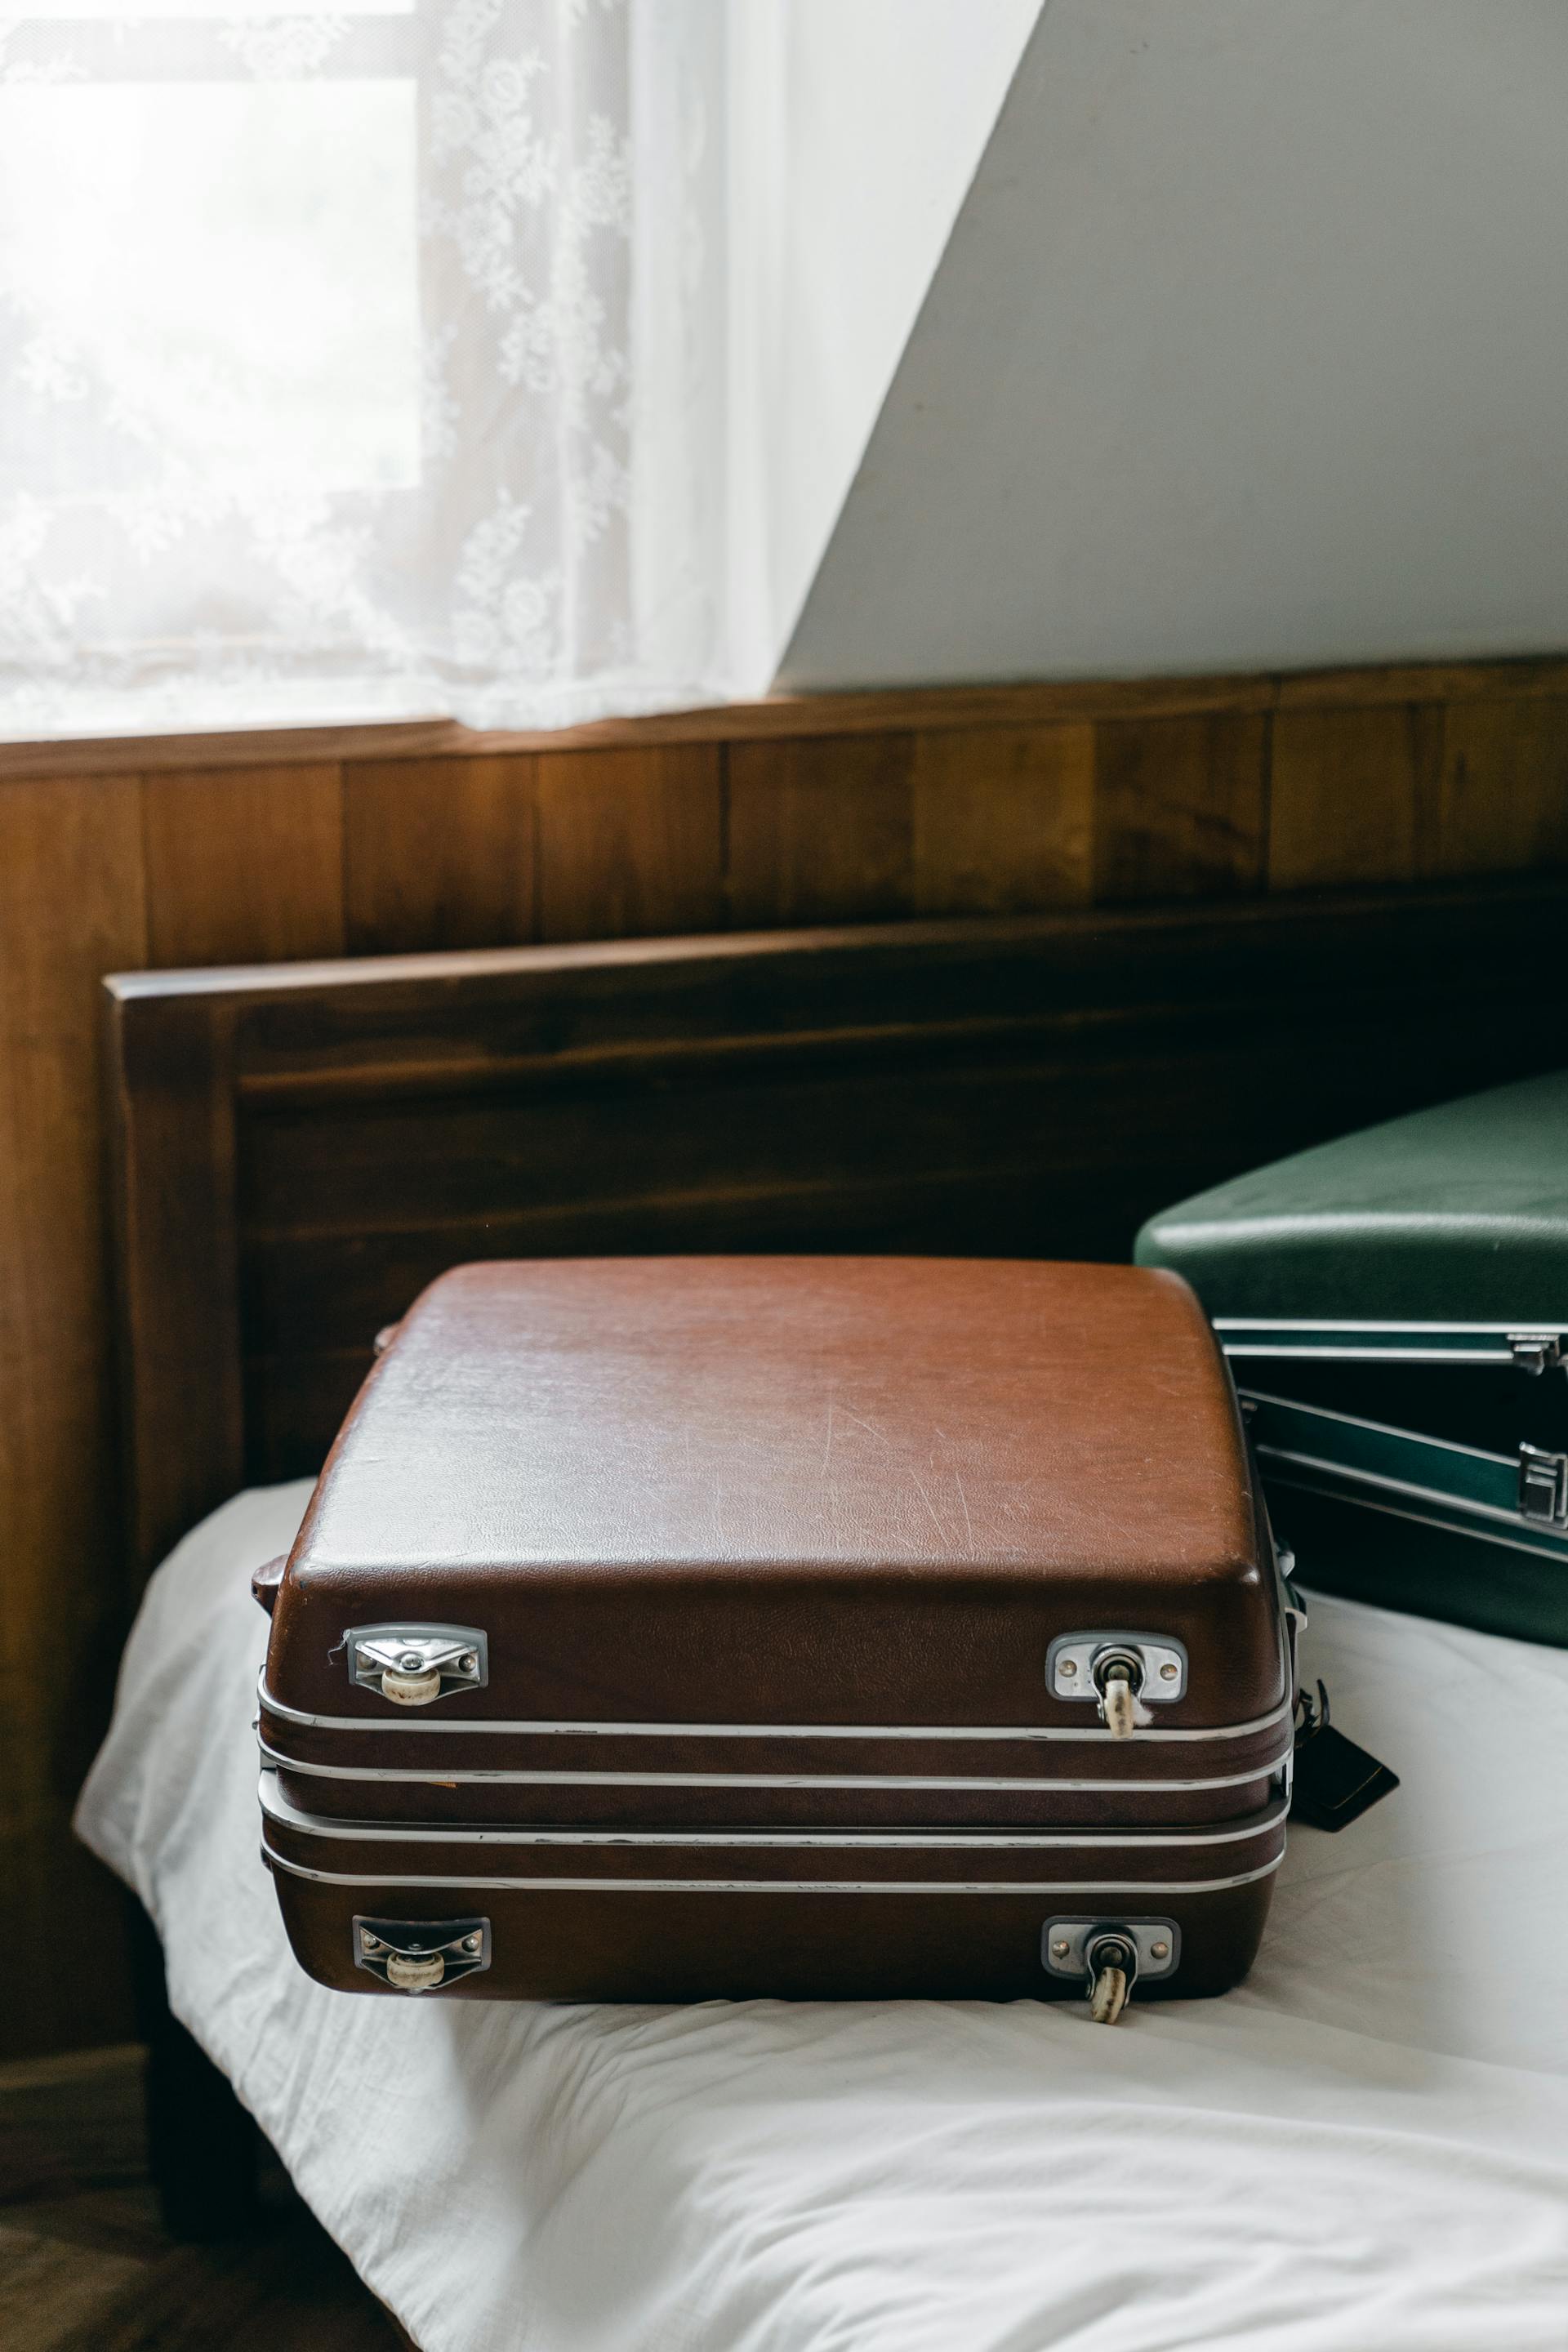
[0,2044,408,2350]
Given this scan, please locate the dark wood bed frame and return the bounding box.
[100,877,1568,2238]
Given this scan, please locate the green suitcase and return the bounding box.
[1136,1070,1568,1646]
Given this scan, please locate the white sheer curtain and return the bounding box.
[0,1,733,738]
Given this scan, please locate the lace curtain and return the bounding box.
[0,1,731,738]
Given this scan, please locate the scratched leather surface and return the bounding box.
[269,1258,1281,1734]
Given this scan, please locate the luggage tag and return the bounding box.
[1291,1681,1399,1830]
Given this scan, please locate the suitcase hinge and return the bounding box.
[1517,1445,1568,1526]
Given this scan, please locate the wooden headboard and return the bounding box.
[104,880,1568,1584]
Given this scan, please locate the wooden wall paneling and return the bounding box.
[140,764,345,967]
[727,733,916,926]
[1093,712,1268,903]
[26,648,1568,788]
[535,745,724,942]
[911,724,1095,914]
[1267,704,1443,891]
[0,664,1285,783]
[0,776,149,2059]
[342,755,536,954]
[1434,697,1568,877]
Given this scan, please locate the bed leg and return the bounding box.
[129,1899,260,2239]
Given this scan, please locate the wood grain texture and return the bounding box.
[141,766,345,966]
[728,733,915,925]
[107,884,1568,1525]
[911,724,1095,913]
[1434,698,1568,877]
[1094,713,1268,902]
[1267,705,1442,890]
[105,988,244,1579]
[536,745,724,940]
[342,755,535,954]
[0,777,149,2060]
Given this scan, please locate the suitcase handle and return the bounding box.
[1086,1934,1135,2024]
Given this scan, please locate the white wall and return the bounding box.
[780,0,1568,690]
[724,0,1040,691]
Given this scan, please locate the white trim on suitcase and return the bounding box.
[257,1732,1291,1795]
[256,1671,1294,1745]
[258,1777,1290,1850]
[1215,1316,1566,1362]
[261,1846,1287,1897]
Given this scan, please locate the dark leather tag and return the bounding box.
[252,1553,286,1615]
[1292,1683,1398,1830]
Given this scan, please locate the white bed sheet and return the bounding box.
[78,1481,1568,2352]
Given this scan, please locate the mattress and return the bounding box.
[78,1481,1568,2352]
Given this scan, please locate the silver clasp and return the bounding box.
[346,1624,488,1707]
[1043,1918,1178,2022]
[1046,1633,1188,1733]
[1518,1445,1568,1526]
[353,1917,492,1992]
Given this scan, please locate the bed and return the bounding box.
[82,889,1568,2350]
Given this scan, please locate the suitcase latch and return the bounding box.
[346,1624,488,1706]
[1046,1633,1187,1734]
[1508,1333,1565,1376]
[1042,1918,1178,2023]
[353,1917,492,1992]
[1517,1445,1568,1526]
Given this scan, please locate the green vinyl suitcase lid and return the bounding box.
[1135,1068,1568,1323]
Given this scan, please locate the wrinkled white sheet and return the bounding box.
[78,1482,1568,2352]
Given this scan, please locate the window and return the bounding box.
[0,2,728,737]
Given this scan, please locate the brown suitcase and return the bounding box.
[256,1258,1298,2017]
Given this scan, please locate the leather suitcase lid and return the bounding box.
[1135,1068,1568,1322]
[269,1257,1277,1727]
